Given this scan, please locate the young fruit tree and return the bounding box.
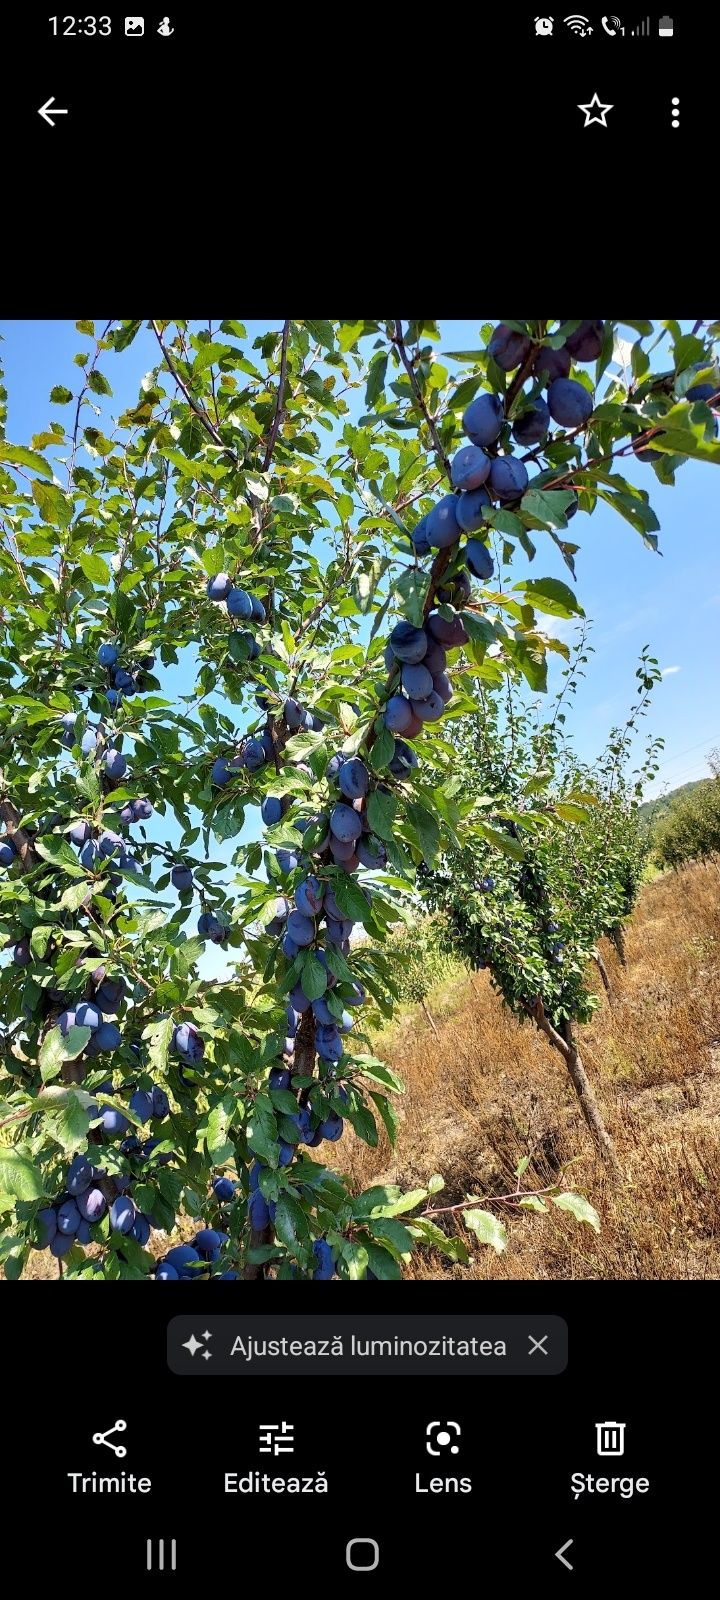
[0,318,718,1279]
[422,642,663,1182]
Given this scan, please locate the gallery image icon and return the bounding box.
[426,1421,461,1456]
[124,16,145,34]
[93,1419,128,1458]
[596,1421,626,1456]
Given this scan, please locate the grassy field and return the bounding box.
[21,860,720,1281]
[342,860,720,1279]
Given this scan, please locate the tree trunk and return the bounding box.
[421,999,438,1037]
[530,1000,621,1178]
[607,923,626,965]
[592,949,612,998]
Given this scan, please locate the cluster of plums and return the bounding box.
[95,640,156,707]
[206,572,267,664]
[155,1229,237,1280]
[66,817,146,882]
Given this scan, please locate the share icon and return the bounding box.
[92,1419,128,1458]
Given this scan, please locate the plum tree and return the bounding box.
[0,316,717,1282]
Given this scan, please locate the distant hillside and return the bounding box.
[639,779,704,829]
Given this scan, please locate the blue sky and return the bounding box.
[2,319,717,974]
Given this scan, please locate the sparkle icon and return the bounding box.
[577,92,614,127]
[183,1333,205,1357]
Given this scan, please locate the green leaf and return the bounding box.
[554,803,590,824]
[369,724,396,774]
[0,1149,46,1201]
[330,875,372,927]
[369,1090,399,1147]
[273,1194,310,1251]
[79,551,111,586]
[354,1055,405,1093]
[462,1208,507,1254]
[300,951,327,1000]
[337,1238,370,1279]
[173,937,204,978]
[193,341,233,373]
[0,443,53,478]
[145,1015,174,1077]
[304,320,335,351]
[521,488,577,529]
[365,353,388,408]
[519,1196,548,1214]
[50,385,73,404]
[551,1192,601,1233]
[517,578,584,620]
[88,369,112,396]
[405,801,440,864]
[367,1216,413,1253]
[32,479,72,528]
[395,566,427,628]
[39,1025,92,1082]
[367,790,397,840]
[35,837,87,878]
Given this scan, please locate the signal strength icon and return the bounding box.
[564,13,592,32]
[631,15,651,33]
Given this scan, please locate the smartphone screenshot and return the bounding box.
[1,12,717,1590]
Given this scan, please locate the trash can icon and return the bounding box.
[596,1421,626,1456]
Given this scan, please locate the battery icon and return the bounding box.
[658,15,673,34]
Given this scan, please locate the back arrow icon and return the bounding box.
[555,1539,574,1571]
[39,97,69,127]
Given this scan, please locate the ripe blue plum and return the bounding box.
[249,1190,271,1230]
[244,738,266,771]
[97,643,119,668]
[686,381,716,402]
[207,572,232,600]
[79,838,99,870]
[295,876,324,917]
[385,694,414,734]
[338,758,370,800]
[67,820,91,846]
[401,662,433,700]
[156,1262,180,1279]
[172,1022,205,1062]
[130,1088,154,1123]
[330,804,362,844]
[276,848,300,873]
[433,672,453,705]
[488,456,529,501]
[110,1196,136,1233]
[465,540,494,581]
[50,1231,75,1257]
[58,1199,81,1235]
[450,445,491,491]
[261,795,284,826]
[171,864,193,893]
[463,392,504,446]
[77,1187,107,1223]
[488,324,532,371]
[426,611,469,648]
[76,1002,101,1030]
[277,1140,294,1167]
[532,343,571,384]
[512,397,550,446]
[81,729,98,756]
[211,755,242,786]
[437,569,472,607]
[426,494,462,549]
[282,933,298,958]
[61,712,77,747]
[113,669,135,693]
[213,1176,236,1202]
[564,319,604,362]
[13,938,31,966]
[198,912,227,944]
[151,1086,170,1119]
[98,830,123,859]
[388,622,428,664]
[287,909,315,946]
[312,1238,335,1279]
[105,749,127,780]
[131,1213,151,1246]
[411,691,445,723]
[58,1010,77,1037]
[316,1026,343,1063]
[289,984,311,1013]
[632,435,663,463]
[269,1066,292,1090]
[67,1154,95,1195]
[102,1102,129,1134]
[95,976,125,1012]
[455,484,491,534]
[356,837,386,869]
[195,1228,223,1254]
[312,996,335,1026]
[547,377,594,428]
[37,1206,58,1246]
[389,740,418,777]
[422,639,447,675]
[226,587,253,619]
[318,1112,344,1141]
[165,1243,202,1276]
[411,516,432,556]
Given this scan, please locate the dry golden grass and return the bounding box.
[340,860,720,1280]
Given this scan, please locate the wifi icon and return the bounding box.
[564,13,593,31]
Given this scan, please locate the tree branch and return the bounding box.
[0,798,37,869]
[262,320,291,471]
[150,320,239,464]
[392,320,453,481]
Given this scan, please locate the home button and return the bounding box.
[346,1538,380,1572]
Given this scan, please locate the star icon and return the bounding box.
[578,92,613,128]
[182,1334,204,1357]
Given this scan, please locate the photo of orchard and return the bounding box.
[1,317,718,1282]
